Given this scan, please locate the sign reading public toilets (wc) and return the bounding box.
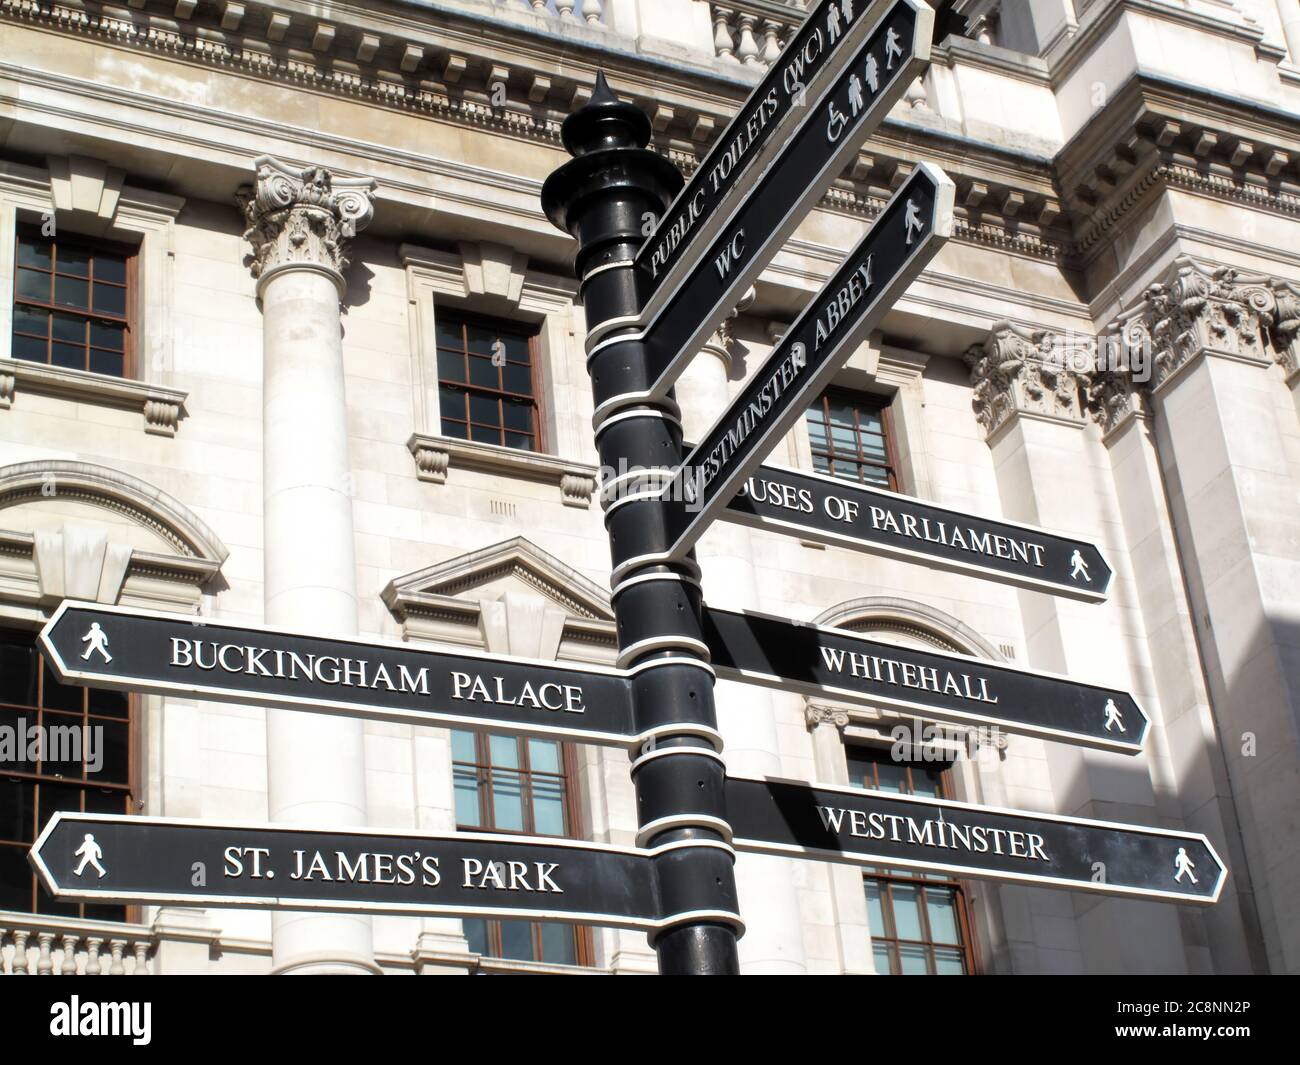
[607,0,934,411]
[39,600,637,747]
[725,777,1226,904]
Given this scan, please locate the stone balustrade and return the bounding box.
[710,0,807,66]
[0,914,154,975]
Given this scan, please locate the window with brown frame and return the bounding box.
[847,745,978,975]
[0,627,134,921]
[436,310,543,452]
[451,730,591,967]
[12,225,133,378]
[805,388,897,489]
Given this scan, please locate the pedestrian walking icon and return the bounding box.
[80,622,112,664]
[73,833,107,879]
[885,27,903,68]
[904,199,924,244]
[1103,698,1125,733]
[1174,847,1198,885]
[1069,550,1091,583]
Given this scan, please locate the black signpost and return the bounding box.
[615,165,954,573]
[40,600,638,748]
[589,0,935,418]
[725,776,1226,904]
[30,812,740,933]
[703,605,1149,754]
[724,462,1114,601]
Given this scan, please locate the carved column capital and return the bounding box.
[237,156,376,297]
[805,703,851,731]
[700,286,755,373]
[964,320,1089,440]
[1267,277,1300,384]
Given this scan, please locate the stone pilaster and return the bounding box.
[240,157,380,975]
[965,319,1185,975]
[1088,256,1300,972]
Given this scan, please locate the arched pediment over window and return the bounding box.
[813,596,1006,662]
[0,460,228,615]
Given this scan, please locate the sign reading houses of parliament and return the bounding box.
[39,601,638,748]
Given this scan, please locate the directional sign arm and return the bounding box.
[703,605,1149,754]
[725,776,1226,904]
[723,462,1114,601]
[40,600,638,748]
[641,164,954,565]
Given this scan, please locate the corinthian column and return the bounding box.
[674,307,808,974]
[240,157,379,974]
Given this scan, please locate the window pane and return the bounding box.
[41,662,83,712]
[502,399,532,432]
[925,887,961,944]
[454,767,481,828]
[503,432,532,451]
[38,781,83,824]
[462,917,489,956]
[502,363,532,396]
[95,254,127,284]
[873,761,909,793]
[88,686,128,720]
[54,275,89,309]
[873,941,895,975]
[83,788,127,815]
[812,453,832,474]
[0,637,37,707]
[469,422,499,444]
[0,779,35,844]
[16,268,49,302]
[13,304,50,336]
[490,770,525,831]
[539,922,576,966]
[51,312,85,343]
[469,393,499,427]
[442,420,468,441]
[88,350,124,377]
[0,844,31,912]
[861,466,890,488]
[93,283,126,317]
[497,920,534,961]
[437,348,465,383]
[530,775,566,837]
[934,947,966,975]
[57,246,91,278]
[527,739,560,775]
[51,342,84,370]
[898,943,930,975]
[93,720,129,783]
[468,356,498,389]
[0,709,35,774]
[864,878,888,935]
[890,884,924,940]
[17,237,51,269]
[439,388,466,422]
[90,320,125,350]
[41,713,84,778]
[910,765,944,798]
[450,730,477,764]
[464,323,498,357]
[435,317,464,349]
[488,735,519,770]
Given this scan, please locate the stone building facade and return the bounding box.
[0,0,1297,974]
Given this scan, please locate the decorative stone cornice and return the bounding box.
[237,156,376,297]
[964,320,1090,439]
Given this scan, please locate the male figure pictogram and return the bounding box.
[81,622,113,664]
[74,833,107,879]
[885,27,903,68]
[904,199,924,244]
[1103,698,1125,733]
[864,54,880,93]
[1069,549,1091,583]
[1174,847,1198,885]
[848,73,864,116]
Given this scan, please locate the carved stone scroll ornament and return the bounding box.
[237,156,376,297]
[964,320,1088,438]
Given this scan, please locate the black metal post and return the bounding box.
[543,74,742,975]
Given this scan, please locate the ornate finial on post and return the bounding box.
[237,156,377,298]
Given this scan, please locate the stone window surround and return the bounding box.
[399,241,596,508]
[802,596,1012,975]
[0,157,189,436]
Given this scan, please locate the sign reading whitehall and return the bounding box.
[723,461,1113,600]
[702,606,1149,754]
[29,812,739,932]
[725,777,1226,904]
[40,601,637,747]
